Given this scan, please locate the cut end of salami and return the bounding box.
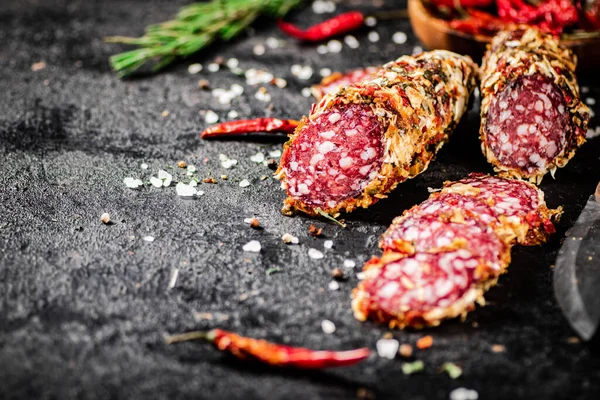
[484,75,569,177]
[352,250,501,329]
[480,29,590,184]
[278,104,384,214]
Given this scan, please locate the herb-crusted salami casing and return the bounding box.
[276,50,478,217]
[311,66,380,100]
[480,28,590,184]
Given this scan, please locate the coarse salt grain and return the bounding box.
[317,45,329,54]
[230,83,244,95]
[253,44,266,56]
[298,66,313,80]
[239,179,251,187]
[242,240,261,253]
[265,37,279,49]
[308,248,324,259]
[269,149,282,158]
[255,89,272,102]
[321,319,336,334]
[143,236,155,242]
[586,97,596,106]
[140,163,148,169]
[227,110,239,119]
[365,16,377,27]
[344,35,359,49]
[204,110,219,124]
[250,152,265,163]
[150,176,163,188]
[343,259,356,268]
[392,31,407,44]
[226,58,239,69]
[449,388,479,400]
[187,165,197,173]
[324,240,333,249]
[581,86,590,94]
[167,267,179,289]
[188,63,202,74]
[320,68,332,77]
[176,182,197,197]
[158,170,172,187]
[356,272,366,280]
[301,88,312,97]
[412,46,423,55]
[196,190,205,196]
[207,63,219,72]
[282,233,299,244]
[100,213,111,224]
[368,31,380,43]
[123,177,143,189]
[376,338,399,359]
[273,78,287,88]
[327,40,342,53]
[221,158,238,169]
[328,280,339,291]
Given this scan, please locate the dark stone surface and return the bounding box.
[1,1,600,399]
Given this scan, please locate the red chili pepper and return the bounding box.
[430,0,493,9]
[166,329,371,368]
[200,118,300,138]
[496,0,578,34]
[277,11,365,42]
[449,9,511,36]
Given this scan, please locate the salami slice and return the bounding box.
[380,215,509,271]
[352,249,506,329]
[480,28,590,183]
[311,66,380,100]
[276,50,478,217]
[442,173,562,245]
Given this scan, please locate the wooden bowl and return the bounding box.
[408,0,600,69]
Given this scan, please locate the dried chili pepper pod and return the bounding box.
[276,50,478,217]
[166,329,370,368]
[201,118,300,138]
[277,11,365,42]
[479,28,590,184]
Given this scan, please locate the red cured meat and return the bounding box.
[279,103,384,208]
[312,67,380,99]
[353,249,502,328]
[380,215,507,269]
[484,75,570,175]
[406,192,498,225]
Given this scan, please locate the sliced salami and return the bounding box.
[311,66,380,100]
[480,28,590,183]
[352,249,506,329]
[277,51,478,217]
[442,173,562,245]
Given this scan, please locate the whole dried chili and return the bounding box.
[277,11,365,42]
[496,0,578,34]
[201,118,300,138]
[166,329,371,368]
[449,8,511,35]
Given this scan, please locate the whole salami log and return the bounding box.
[276,51,478,217]
[480,28,590,184]
[353,174,561,329]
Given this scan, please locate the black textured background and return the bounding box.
[1,1,600,399]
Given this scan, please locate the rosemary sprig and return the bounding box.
[106,0,303,77]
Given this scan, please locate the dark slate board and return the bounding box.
[1,1,600,399]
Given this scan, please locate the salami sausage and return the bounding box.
[480,28,590,184]
[352,249,507,329]
[352,174,561,329]
[311,66,380,100]
[276,51,478,217]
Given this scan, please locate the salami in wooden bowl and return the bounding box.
[408,0,600,69]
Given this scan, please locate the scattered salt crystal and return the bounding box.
[356,272,366,280]
[188,63,202,74]
[344,35,359,49]
[581,86,590,94]
[255,89,272,102]
[176,182,197,197]
[317,45,329,54]
[269,149,282,158]
[343,259,356,268]
[282,233,299,244]
[150,176,163,188]
[250,152,265,163]
[196,190,205,196]
[298,66,313,80]
[123,177,143,189]
[301,88,312,97]
[365,16,377,27]
[253,44,266,56]
[376,338,399,359]
[158,170,172,187]
[189,180,198,187]
[140,163,149,170]
[100,213,111,224]
[242,240,261,253]
[586,97,596,106]
[143,236,155,242]
[243,218,254,224]
[239,179,251,187]
[207,63,220,72]
[167,267,179,289]
[221,157,238,169]
[412,46,423,55]
[327,40,342,53]
[587,127,600,139]
[321,319,336,334]
[226,58,239,69]
[328,280,339,291]
[368,31,380,43]
[227,110,239,119]
[324,240,333,249]
[291,64,303,76]
[392,31,407,44]
[230,83,244,96]
[449,388,479,400]
[308,248,324,259]
[187,165,197,173]
[219,154,229,162]
[265,37,279,49]
[273,78,287,88]
[320,68,332,77]
[204,110,219,124]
